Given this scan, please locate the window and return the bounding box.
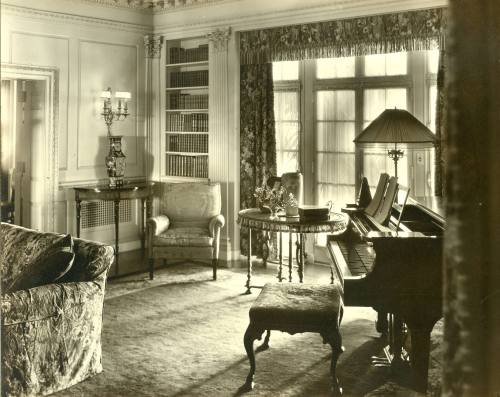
[273,61,300,175]
[273,50,439,212]
[316,90,356,207]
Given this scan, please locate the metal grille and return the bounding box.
[81,201,131,229]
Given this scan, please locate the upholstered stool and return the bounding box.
[243,282,344,395]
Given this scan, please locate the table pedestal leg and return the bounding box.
[76,199,81,238]
[141,197,146,252]
[288,232,293,282]
[298,233,305,283]
[245,228,252,294]
[262,231,270,268]
[114,199,120,276]
[277,232,283,281]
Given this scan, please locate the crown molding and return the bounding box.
[55,0,237,13]
[152,0,241,14]
[154,0,447,36]
[1,4,153,33]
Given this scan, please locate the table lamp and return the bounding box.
[354,108,436,179]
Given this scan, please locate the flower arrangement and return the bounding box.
[254,184,299,216]
[254,184,286,214]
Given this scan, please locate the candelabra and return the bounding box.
[100,88,131,187]
[101,87,130,136]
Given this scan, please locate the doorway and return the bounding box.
[0,64,58,231]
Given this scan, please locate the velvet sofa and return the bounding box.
[0,223,114,397]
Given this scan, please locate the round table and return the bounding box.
[237,208,348,294]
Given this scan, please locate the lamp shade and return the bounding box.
[100,89,112,99]
[354,108,436,148]
[115,91,131,100]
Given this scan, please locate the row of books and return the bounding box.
[170,70,208,88]
[169,44,208,64]
[169,94,208,110]
[167,113,208,132]
[166,154,208,178]
[167,134,208,153]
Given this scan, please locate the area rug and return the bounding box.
[52,264,442,397]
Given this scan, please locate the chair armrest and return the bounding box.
[1,280,104,326]
[208,214,225,237]
[147,215,170,236]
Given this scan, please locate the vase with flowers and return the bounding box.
[254,184,286,217]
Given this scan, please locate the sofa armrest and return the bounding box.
[208,214,225,238]
[1,279,105,326]
[147,215,170,236]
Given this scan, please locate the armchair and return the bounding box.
[147,182,225,280]
[0,223,114,397]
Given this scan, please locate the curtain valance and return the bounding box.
[240,8,447,64]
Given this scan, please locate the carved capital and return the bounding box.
[144,35,164,58]
[207,27,231,52]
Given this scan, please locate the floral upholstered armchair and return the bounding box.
[147,182,225,280]
[0,223,114,397]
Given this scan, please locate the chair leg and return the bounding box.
[243,326,258,391]
[256,330,271,352]
[149,258,154,280]
[212,258,217,281]
[321,325,344,396]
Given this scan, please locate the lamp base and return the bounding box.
[105,135,126,188]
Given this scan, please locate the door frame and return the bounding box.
[1,63,59,231]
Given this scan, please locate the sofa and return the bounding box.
[0,223,114,397]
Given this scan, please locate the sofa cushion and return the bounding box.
[6,234,75,293]
[154,226,213,247]
[1,223,70,291]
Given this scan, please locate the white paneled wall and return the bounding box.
[1,2,149,246]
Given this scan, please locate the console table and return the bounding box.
[237,208,348,294]
[72,181,156,276]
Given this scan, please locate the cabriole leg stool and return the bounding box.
[243,283,344,395]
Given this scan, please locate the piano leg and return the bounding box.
[407,325,432,392]
[390,315,407,371]
[376,310,388,334]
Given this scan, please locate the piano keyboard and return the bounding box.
[336,240,376,276]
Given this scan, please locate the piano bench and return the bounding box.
[243,283,344,396]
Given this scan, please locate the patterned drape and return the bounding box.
[434,49,447,197]
[240,63,277,256]
[240,8,447,64]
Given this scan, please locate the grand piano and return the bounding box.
[328,176,444,392]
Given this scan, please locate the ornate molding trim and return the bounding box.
[2,4,151,33]
[69,0,237,12]
[155,0,445,37]
[144,34,164,58]
[207,27,231,51]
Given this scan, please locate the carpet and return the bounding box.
[52,263,442,397]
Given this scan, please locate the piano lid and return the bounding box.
[409,196,445,223]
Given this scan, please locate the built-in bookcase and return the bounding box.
[165,38,209,180]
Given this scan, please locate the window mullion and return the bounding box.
[354,55,364,196]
